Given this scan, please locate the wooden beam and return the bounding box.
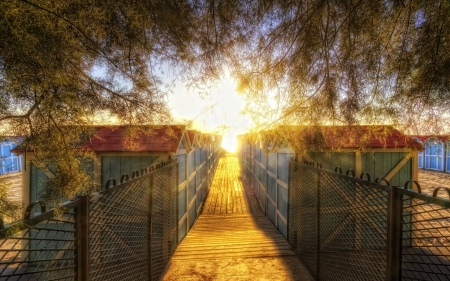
[302,152,314,163]
[355,152,362,176]
[411,150,419,181]
[384,155,411,182]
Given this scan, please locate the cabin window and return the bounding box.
[0,141,21,174]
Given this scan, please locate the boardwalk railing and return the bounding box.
[288,161,450,281]
[0,154,220,281]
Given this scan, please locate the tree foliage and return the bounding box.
[0,0,228,208]
[1,0,450,214]
[233,0,450,134]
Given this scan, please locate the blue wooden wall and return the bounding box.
[239,143,293,238]
[175,141,220,243]
[418,138,449,172]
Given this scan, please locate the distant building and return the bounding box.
[413,136,450,172]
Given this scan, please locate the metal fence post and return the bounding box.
[316,169,321,280]
[75,195,90,281]
[386,186,402,281]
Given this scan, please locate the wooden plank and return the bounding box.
[168,154,300,270]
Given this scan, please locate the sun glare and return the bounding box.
[222,133,237,152]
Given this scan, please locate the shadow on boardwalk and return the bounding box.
[163,154,314,281]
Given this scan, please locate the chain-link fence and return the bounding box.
[289,160,450,281]
[399,187,450,280]
[0,202,77,280]
[0,159,182,281]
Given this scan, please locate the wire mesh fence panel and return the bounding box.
[89,175,152,281]
[319,171,389,281]
[288,161,319,279]
[399,189,450,281]
[0,207,77,281]
[150,163,177,281]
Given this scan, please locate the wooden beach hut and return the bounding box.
[14,125,191,209]
[238,125,424,238]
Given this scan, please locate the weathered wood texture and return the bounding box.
[202,156,260,215]
[164,154,315,281]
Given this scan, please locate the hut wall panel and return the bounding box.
[196,184,202,211]
[188,177,196,204]
[268,152,277,174]
[267,201,276,225]
[178,220,187,243]
[277,215,287,238]
[277,153,292,183]
[277,184,288,217]
[374,153,386,179]
[176,154,187,184]
[268,174,276,200]
[446,148,450,172]
[309,152,355,173]
[261,150,267,167]
[385,153,401,179]
[178,187,187,222]
[188,152,195,176]
[390,159,412,187]
[259,186,266,210]
[189,202,196,228]
[418,151,424,169]
[195,150,200,168]
[120,156,131,177]
[101,156,158,187]
[129,157,141,174]
[30,163,48,202]
[260,167,267,188]
[339,152,355,173]
[362,153,376,177]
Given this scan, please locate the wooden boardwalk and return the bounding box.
[163,154,314,281]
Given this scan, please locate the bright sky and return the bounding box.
[165,70,251,152]
[91,65,251,152]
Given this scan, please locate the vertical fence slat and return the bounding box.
[75,195,90,281]
[386,186,402,281]
[316,169,321,281]
[149,174,154,281]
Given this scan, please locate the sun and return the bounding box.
[221,134,237,152]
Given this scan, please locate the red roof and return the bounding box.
[202,134,212,144]
[82,125,186,152]
[187,130,197,147]
[278,125,423,150]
